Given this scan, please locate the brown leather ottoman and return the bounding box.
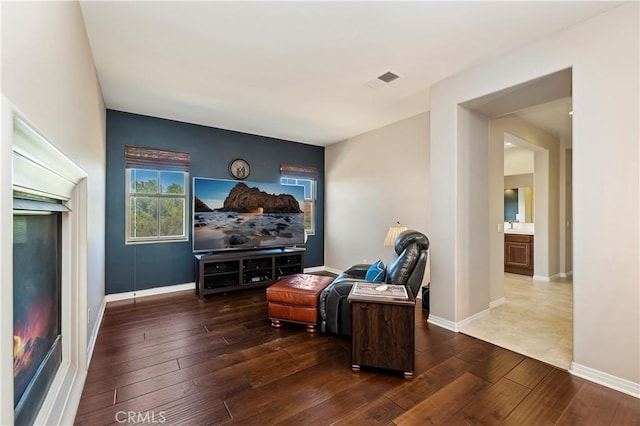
[266,274,335,333]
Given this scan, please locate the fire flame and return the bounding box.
[14,335,24,356]
[14,297,53,380]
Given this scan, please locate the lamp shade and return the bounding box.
[384,222,407,246]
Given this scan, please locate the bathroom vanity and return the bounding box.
[504,231,534,276]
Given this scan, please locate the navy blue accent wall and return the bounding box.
[106,110,325,294]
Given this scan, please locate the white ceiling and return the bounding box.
[514,97,573,144]
[79,1,617,146]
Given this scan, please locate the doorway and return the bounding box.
[456,71,574,369]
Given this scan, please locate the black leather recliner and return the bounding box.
[319,230,429,336]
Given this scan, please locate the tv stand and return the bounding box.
[194,247,305,298]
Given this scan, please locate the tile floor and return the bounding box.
[459,273,573,370]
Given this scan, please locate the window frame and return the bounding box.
[280,176,316,236]
[125,168,189,244]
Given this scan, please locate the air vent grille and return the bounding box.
[378,71,399,83]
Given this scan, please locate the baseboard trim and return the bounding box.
[457,309,491,329]
[533,274,551,282]
[560,270,573,278]
[490,297,506,309]
[103,270,342,304]
[428,307,493,333]
[533,273,567,282]
[320,266,343,275]
[570,362,640,398]
[105,282,196,303]
[304,266,330,273]
[427,315,458,332]
[87,298,106,368]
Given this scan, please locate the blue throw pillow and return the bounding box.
[365,260,386,282]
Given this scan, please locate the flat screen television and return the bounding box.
[193,177,306,253]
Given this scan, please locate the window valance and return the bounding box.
[125,146,190,171]
[280,164,318,179]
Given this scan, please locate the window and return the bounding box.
[280,177,316,235]
[280,164,318,236]
[125,146,189,243]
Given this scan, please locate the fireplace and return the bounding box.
[13,202,64,426]
[3,111,89,425]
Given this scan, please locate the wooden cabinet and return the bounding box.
[348,286,416,379]
[195,248,304,298]
[504,234,534,276]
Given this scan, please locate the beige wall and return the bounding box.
[430,2,639,389]
[560,147,573,274]
[504,147,534,175]
[325,112,429,282]
[1,2,106,423]
[504,173,533,188]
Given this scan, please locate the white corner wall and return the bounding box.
[325,112,430,278]
[431,2,639,390]
[455,106,490,319]
[1,1,106,423]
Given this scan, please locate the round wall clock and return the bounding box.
[229,158,251,180]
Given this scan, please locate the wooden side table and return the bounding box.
[348,283,416,379]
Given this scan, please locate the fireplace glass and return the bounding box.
[13,208,62,426]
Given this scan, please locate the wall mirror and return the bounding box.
[504,187,534,222]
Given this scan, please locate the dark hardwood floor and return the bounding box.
[75,286,639,425]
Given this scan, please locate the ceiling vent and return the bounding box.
[365,71,400,89]
[377,71,399,83]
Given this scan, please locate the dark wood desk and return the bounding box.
[348,284,416,379]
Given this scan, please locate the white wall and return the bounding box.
[456,106,490,319]
[325,112,429,280]
[1,2,106,423]
[431,2,639,390]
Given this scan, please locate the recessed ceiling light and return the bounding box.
[504,141,514,147]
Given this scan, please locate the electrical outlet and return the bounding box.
[363,258,367,263]
[87,308,91,324]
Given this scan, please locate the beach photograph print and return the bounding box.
[193,178,305,252]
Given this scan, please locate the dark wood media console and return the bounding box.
[194,247,305,298]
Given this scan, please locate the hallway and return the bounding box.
[459,273,573,370]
